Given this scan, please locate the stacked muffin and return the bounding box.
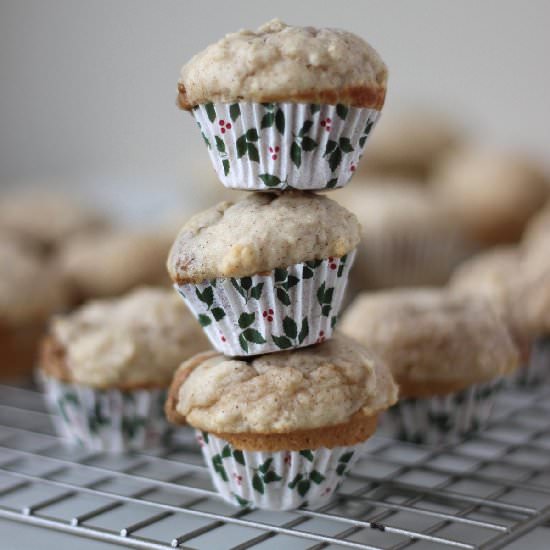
[164,20,398,510]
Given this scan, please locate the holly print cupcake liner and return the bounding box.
[192,102,380,191]
[197,430,366,510]
[174,251,355,356]
[39,373,171,452]
[380,378,504,445]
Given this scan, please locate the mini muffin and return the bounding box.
[449,247,530,360]
[167,192,360,356]
[522,201,550,252]
[38,287,210,451]
[60,230,172,303]
[334,181,473,290]
[357,108,462,180]
[340,289,519,443]
[432,147,549,246]
[0,192,107,254]
[0,234,68,380]
[178,19,387,191]
[165,333,397,510]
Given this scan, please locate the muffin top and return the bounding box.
[0,234,68,325]
[167,192,360,284]
[178,19,387,110]
[0,192,106,251]
[41,287,210,389]
[433,147,548,245]
[358,109,462,178]
[340,289,519,391]
[166,334,397,434]
[60,230,171,299]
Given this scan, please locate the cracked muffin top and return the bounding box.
[167,191,360,284]
[177,19,387,110]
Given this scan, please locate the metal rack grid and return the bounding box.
[1,383,550,549]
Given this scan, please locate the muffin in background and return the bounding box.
[59,230,172,303]
[38,287,210,451]
[165,334,397,510]
[168,191,360,356]
[356,108,463,180]
[334,181,474,291]
[521,201,550,252]
[0,234,68,380]
[432,147,549,246]
[178,19,387,191]
[0,191,108,254]
[340,288,519,444]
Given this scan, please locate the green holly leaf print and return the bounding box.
[359,135,367,148]
[196,286,214,307]
[274,268,288,282]
[336,104,349,120]
[230,278,246,298]
[221,444,232,458]
[328,148,343,172]
[261,112,275,128]
[290,142,302,168]
[215,135,226,153]
[259,173,282,187]
[222,159,230,176]
[299,120,314,136]
[213,455,229,481]
[326,178,339,189]
[250,282,264,300]
[324,140,338,156]
[310,470,326,485]
[238,312,255,329]
[337,255,347,277]
[229,103,241,121]
[263,470,283,483]
[331,315,338,328]
[299,450,314,462]
[298,317,309,344]
[242,328,266,345]
[239,333,249,352]
[201,132,211,149]
[310,104,321,114]
[259,458,273,473]
[338,137,354,153]
[236,135,247,158]
[272,335,293,349]
[233,450,245,465]
[246,128,259,142]
[302,266,314,279]
[247,142,260,162]
[336,463,347,476]
[283,316,298,339]
[275,109,285,134]
[297,480,311,497]
[262,102,275,110]
[240,277,252,290]
[339,451,354,464]
[322,305,332,317]
[317,283,326,305]
[286,275,299,289]
[252,473,265,494]
[288,473,303,489]
[233,493,250,507]
[276,288,291,306]
[301,136,318,152]
[202,431,209,443]
[205,102,216,122]
[198,314,211,327]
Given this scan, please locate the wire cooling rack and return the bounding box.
[1,383,550,549]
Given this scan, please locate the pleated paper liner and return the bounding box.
[192,102,380,191]
[174,252,355,356]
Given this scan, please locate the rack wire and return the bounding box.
[1,383,550,549]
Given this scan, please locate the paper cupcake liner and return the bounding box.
[196,430,367,511]
[509,336,550,387]
[192,102,380,191]
[380,378,503,445]
[352,231,475,290]
[39,373,171,452]
[174,252,355,356]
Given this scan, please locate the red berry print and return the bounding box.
[350,164,356,172]
[262,310,274,322]
[316,330,326,344]
[328,256,337,270]
[284,452,292,466]
[233,473,243,485]
[322,487,332,496]
[196,434,205,448]
[320,118,331,131]
[269,146,280,160]
[220,333,227,342]
[219,120,232,134]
